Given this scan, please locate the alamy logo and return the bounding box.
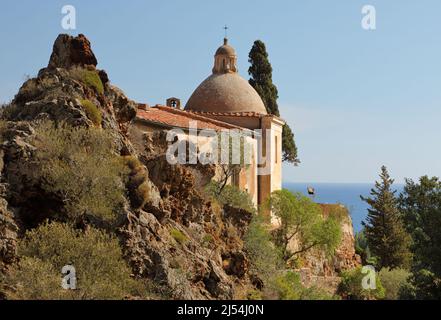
[61,5,76,30]
[165,121,277,176]
[61,265,77,290]
[361,265,376,290]
[361,5,376,30]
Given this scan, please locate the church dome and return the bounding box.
[185,38,267,115]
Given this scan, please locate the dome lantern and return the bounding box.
[212,37,238,74]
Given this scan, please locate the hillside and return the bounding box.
[0,34,359,300]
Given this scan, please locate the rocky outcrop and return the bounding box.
[0,33,253,300]
[122,129,253,299]
[48,34,97,69]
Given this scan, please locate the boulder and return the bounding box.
[48,34,97,69]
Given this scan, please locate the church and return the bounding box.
[132,37,284,211]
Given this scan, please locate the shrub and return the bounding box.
[16,78,41,102]
[170,228,187,245]
[80,99,102,126]
[70,66,104,95]
[337,267,385,300]
[205,181,255,213]
[378,268,411,300]
[244,214,282,282]
[1,222,142,300]
[0,103,19,121]
[269,271,335,300]
[32,121,128,224]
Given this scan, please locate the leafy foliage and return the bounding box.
[70,66,104,95]
[399,175,441,299]
[361,166,412,269]
[270,271,336,300]
[248,40,299,165]
[170,228,188,245]
[80,99,102,126]
[337,267,385,300]
[354,230,377,266]
[32,121,128,224]
[267,189,341,262]
[244,214,282,281]
[1,222,142,300]
[378,268,411,300]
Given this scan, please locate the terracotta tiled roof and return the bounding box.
[135,105,247,131]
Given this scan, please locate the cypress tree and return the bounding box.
[361,166,412,269]
[248,40,299,165]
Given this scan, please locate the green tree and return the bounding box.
[361,166,412,269]
[399,176,441,299]
[267,189,341,262]
[248,40,299,165]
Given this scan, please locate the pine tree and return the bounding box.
[248,40,299,165]
[361,166,412,269]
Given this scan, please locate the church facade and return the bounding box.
[132,38,284,211]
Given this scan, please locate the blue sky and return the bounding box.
[1,0,440,183]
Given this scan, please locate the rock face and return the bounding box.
[0,196,18,271]
[0,33,254,299]
[123,129,254,298]
[48,34,97,69]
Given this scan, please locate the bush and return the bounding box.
[1,222,142,299]
[32,121,128,224]
[0,103,19,121]
[80,99,102,126]
[378,268,411,300]
[170,228,187,245]
[205,181,255,213]
[244,214,282,282]
[269,271,335,300]
[70,66,104,95]
[337,267,385,300]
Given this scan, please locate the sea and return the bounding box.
[283,182,404,233]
